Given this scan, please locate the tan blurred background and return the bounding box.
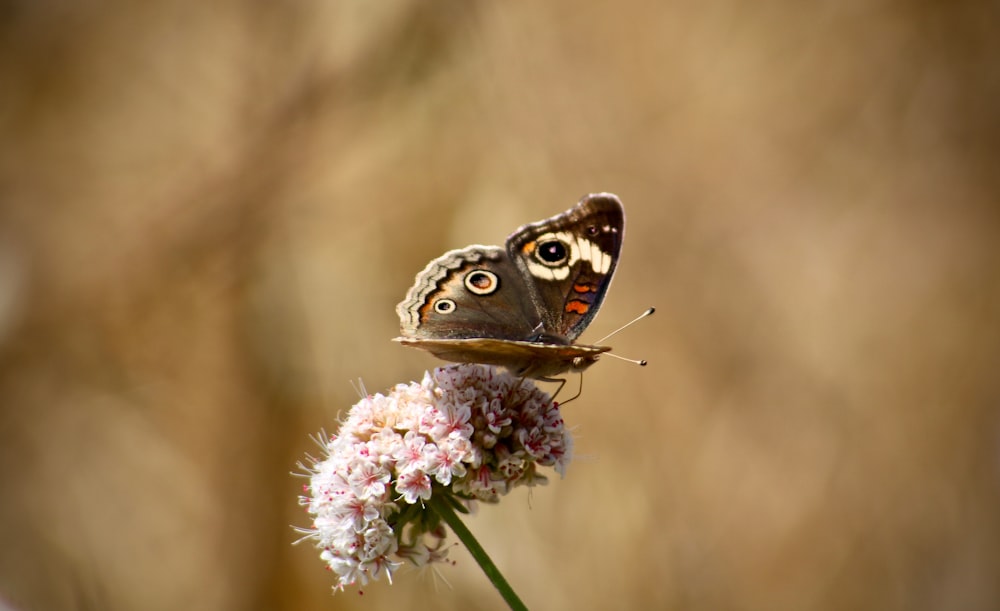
[1,1,998,610]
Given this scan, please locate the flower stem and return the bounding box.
[429,496,528,611]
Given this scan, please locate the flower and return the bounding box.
[296,364,573,593]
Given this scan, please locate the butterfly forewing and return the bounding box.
[506,194,624,341]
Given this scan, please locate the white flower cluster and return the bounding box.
[298,364,572,592]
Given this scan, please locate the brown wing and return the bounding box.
[396,245,539,341]
[394,337,610,379]
[506,193,624,340]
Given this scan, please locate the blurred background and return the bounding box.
[1,1,999,610]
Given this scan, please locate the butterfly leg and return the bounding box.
[537,376,579,404]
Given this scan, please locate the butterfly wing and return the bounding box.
[393,337,610,379]
[396,245,541,341]
[506,193,625,341]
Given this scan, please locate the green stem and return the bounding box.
[429,496,528,611]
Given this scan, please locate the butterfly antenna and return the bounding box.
[593,307,653,368]
[594,307,655,344]
[605,352,648,367]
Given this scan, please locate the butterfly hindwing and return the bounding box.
[396,245,540,341]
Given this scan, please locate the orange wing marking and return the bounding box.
[565,300,589,315]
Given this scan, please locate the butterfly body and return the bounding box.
[395,193,624,379]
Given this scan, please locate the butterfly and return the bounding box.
[395,193,625,380]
